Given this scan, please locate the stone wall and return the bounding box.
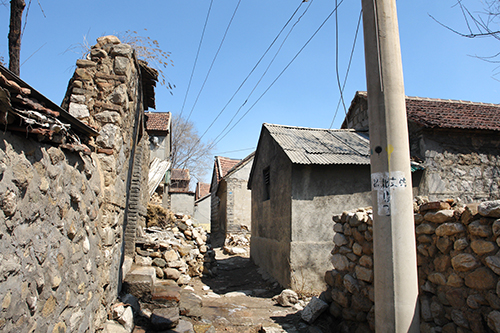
[0,36,151,332]
[326,199,500,332]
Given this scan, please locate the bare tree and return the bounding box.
[171,113,214,183]
[8,0,25,75]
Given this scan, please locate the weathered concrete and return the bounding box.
[170,192,195,216]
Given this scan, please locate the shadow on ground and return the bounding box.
[201,248,282,298]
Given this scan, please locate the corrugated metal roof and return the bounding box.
[265,123,370,165]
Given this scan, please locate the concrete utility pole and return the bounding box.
[360,0,419,332]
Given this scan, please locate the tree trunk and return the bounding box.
[8,0,25,76]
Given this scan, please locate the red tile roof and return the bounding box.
[171,168,190,181]
[145,112,171,132]
[214,156,241,183]
[405,96,500,132]
[195,182,210,200]
[353,91,500,132]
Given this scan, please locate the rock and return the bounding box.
[415,223,436,235]
[333,233,348,246]
[471,239,496,255]
[494,219,500,237]
[331,254,349,271]
[343,274,360,294]
[359,255,373,268]
[436,237,452,253]
[177,274,191,285]
[420,201,451,212]
[180,291,203,317]
[102,320,129,333]
[435,223,465,236]
[451,253,480,272]
[68,102,90,119]
[446,273,463,287]
[454,238,468,251]
[223,246,246,255]
[488,311,500,332]
[120,294,140,314]
[152,258,167,268]
[164,268,181,281]
[479,200,500,217]
[0,190,17,216]
[428,272,447,285]
[465,268,497,290]
[273,289,298,307]
[486,255,500,275]
[301,297,329,323]
[122,266,156,302]
[150,307,179,330]
[468,220,492,237]
[355,265,373,282]
[112,304,134,332]
[135,255,152,266]
[424,210,455,223]
[467,294,487,309]
[434,256,451,272]
[451,309,469,329]
[171,319,195,333]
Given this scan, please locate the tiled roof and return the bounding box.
[356,91,500,132]
[264,123,370,165]
[171,168,190,181]
[145,112,171,132]
[195,182,210,201]
[215,156,241,183]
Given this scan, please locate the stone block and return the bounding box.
[180,290,203,317]
[301,297,328,323]
[151,282,181,306]
[150,307,179,330]
[122,266,156,302]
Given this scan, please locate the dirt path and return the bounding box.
[184,248,337,333]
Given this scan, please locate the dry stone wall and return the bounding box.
[326,198,500,333]
[0,36,151,332]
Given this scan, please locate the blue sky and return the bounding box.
[0,1,498,182]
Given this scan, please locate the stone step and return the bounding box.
[122,266,156,302]
[151,280,181,306]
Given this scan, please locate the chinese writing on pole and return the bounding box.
[371,171,407,216]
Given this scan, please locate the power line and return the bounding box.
[196,0,307,143]
[184,0,243,124]
[211,0,345,147]
[329,8,362,129]
[334,0,347,118]
[178,0,214,119]
[210,0,315,145]
[213,147,255,155]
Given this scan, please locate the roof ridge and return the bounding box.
[264,123,358,132]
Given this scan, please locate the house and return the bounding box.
[210,153,254,246]
[145,112,172,206]
[248,124,374,291]
[169,168,194,215]
[343,91,500,202]
[194,182,211,229]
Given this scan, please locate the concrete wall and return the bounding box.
[250,129,293,288]
[170,192,195,216]
[290,164,372,292]
[225,159,253,234]
[194,195,211,229]
[149,134,170,161]
[0,36,149,332]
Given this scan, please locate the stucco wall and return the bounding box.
[194,195,211,229]
[149,134,170,161]
[250,129,292,288]
[170,192,195,216]
[289,164,372,292]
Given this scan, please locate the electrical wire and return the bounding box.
[210,1,315,145]
[178,0,214,119]
[211,0,345,148]
[334,0,347,120]
[184,0,243,124]
[196,0,307,143]
[329,8,362,129]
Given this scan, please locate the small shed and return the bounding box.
[210,153,254,245]
[248,123,373,291]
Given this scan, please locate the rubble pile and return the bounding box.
[223,233,250,255]
[135,204,217,283]
[325,198,500,332]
